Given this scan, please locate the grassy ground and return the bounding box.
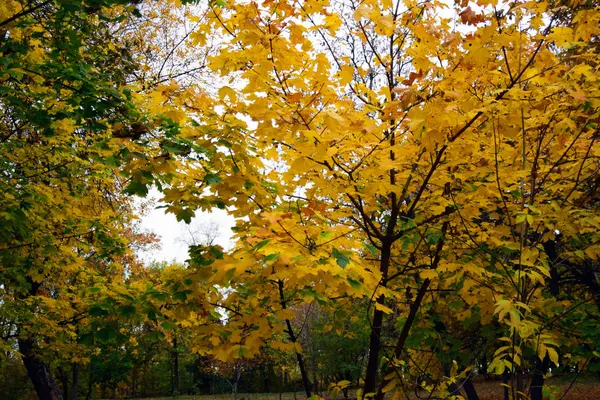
[136,393,303,400]
[136,377,600,400]
[473,376,600,400]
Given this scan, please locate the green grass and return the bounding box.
[137,392,309,400]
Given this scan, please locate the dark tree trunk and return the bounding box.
[516,371,525,400]
[58,366,69,400]
[463,378,479,400]
[18,338,62,400]
[364,243,392,396]
[279,369,284,400]
[448,382,460,398]
[542,240,560,296]
[278,279,312,398]
[85,362,93,400]
[70,363,79,400]
[502,370,510,400]
[262,363,270,393]
[172,335,179,395]
[480,354,488,379]
[374,222,448,400]
[530,356,550,400]
[311,354,319,395]
[287,319,312,398]
[375,279,431,400]
[364,306,384,396]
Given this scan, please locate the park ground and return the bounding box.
[136,376,600,400]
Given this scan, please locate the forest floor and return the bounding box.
[468,375,600,399]
[140,376,600,400]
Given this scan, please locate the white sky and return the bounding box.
[138,188,235,264]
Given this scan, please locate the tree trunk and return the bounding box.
[516,369,524,400]
[58,366,69,400]
[70,363,79,400]
[448,382,460,398]
[311,353,319,395]
[172,335,179,395]
[288,323,312,398]
[278,279,312,398]
[374,279,431,400]
[85,362,93,400]
[363,306,384,397]
[463,378,479,400]
[18,338,62,400]
[530,356,550,400]
[262,363,270,393]
[279,369,284,400]
[374,222,448,400]
[363,243,392,396]
[502,370,510,400]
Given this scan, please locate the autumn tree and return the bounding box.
[150,0,600,398]
[0,0,175,398]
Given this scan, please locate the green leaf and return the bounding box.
[96,327,117,342]
[364,243,378,256]
[78,332,94,346]
[176,208,195,224]
[251,239,271,252]
[89,305,108,317]
[173,291,188,302]
[147,330,165,342]
[124,179,148,197]
[332,248,349,268]
[162,141,189,154]
[264,253,280,262]
[146,309,157,322]
[117,305,136,318]
[347,278,361,291]
[161,321,177,331]
[204,173,222,185]
[149,292,166,302]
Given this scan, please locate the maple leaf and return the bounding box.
[459,6,484,25]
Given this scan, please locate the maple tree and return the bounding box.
[154,0,600,399]
[0,0,183,398]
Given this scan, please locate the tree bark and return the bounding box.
[58,366,69,400]
[363,243,392,396]
[374,222,448,400]
[278,279,312,398]
[463,378,479,400]
[530,356,550,400]
[374,278,430,400]
[70,363,79,400]
[18,338,62,400]
[172,335,179,395]
[516,370,525,400]
[85,362,93,400]
[311,350,319,395]
[502,370,510,400]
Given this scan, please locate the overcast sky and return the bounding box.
[137,188,235,264]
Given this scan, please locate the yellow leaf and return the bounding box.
[375,302,394,314]
[549,27,574,47]
[371,12,394,36]
[547,347,559,365]
[219,86,237,102]
[337,380,351,389]
[353,4,372,22]
[382,378,396,393]
[420,270,438,280]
